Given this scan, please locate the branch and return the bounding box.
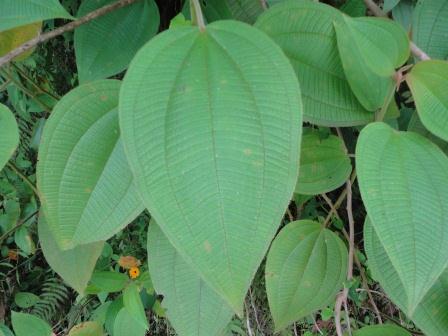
[0,0,139,68]
[362,0,431,61]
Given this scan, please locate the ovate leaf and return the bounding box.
[68,321,103,336]
[37,80,143,249]
[296,131,351,195]
[148,221,234,336]
[357,122,448,313]
[14,292,40,308]
[120,21,302,313]
[11,311,52,336]
[0,0,73,32]
[413,0,448,60]
[75,0,159,83]
[353,324,411,336]
[14,226,35,255]
[123,283,148,330]
[340,0,366,17]
[365,219,448,335]
[89,271,129,293]
[407,60,448,142]
[266,220,348,331]
[0,104,19,171]
[113,308,146,336]
[255,1,372,126]
[0,22,41,61]
[38,215,103,294]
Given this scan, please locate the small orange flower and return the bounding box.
[129,266,140,279]
[118,255,141,269]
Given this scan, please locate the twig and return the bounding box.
[244,301,254,336]
[362,0,431,61]
[249,287,262,332]
[6,162,39,197]
[346,179,355,282]
[0,0,139,68]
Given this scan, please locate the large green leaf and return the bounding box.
[356,122,448,314]
[413,0,448,60]
[296,131,351,195]
[334,16,408,110]
[0,0,73,32]
[265,220,347,331]
[120,21,302,313]
[113,308,146,336]
[74,0,159,83]
[407,60,448,142]
[11,312,52,336]
[38,215,103,294]
[353,324,411,336]
[365,219,448,335]
[255,0,372,126]
[37,80,143,249]
[0,104,19,171]
[123,283,148,330]
[147,221,234,336]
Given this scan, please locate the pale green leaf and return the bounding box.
[90,271,129,293]
[255,0,373,126]
[147,221,234,336]
[38,215,103,294]
[0,104,19,171]
[14,292,40,308]
[74,0,159,83]
[357,122,448,313]
[336,16,409,77]
[384,0,401,12]
[296,131,352,195]
[123,282,148,330]
[413,0,448,60]
[365,219,448,335]
[266,220,348,331]
[353,324,411,336]
[105,298,124,336]
[37,80,144,249]
[119,21,302,313]
[0,0,73,32]
[68,321,104,336]
[113,308,146,336]
[14,226,35,255]
[407,60,448,142]
[11,311,52,336]
[334,17,400,111]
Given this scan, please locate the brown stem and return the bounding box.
[0,0,139,68]
[362,0,431,61]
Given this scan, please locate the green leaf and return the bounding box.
[14,292,40,308]
[0,23,41,61]
[119,21,302,314]
[413,0,448,60]
[255,1,373,126]
[0,104,19,171]
[90,271,129,293]
[340,0,366,17]
[296,131,352,195]
[391,0,414,32]
[147,221,234,336]
[357,122,448,314]
[353,324,410,336]
[384,0,401,12]
[37,80,144,249]
[14,226,35,255]
[113,308,146,336]
[334,18,399,111]
[0,0,73,32]
[68,321,104,336]
[265,220,348,331]
[105,297,124,336]
[226,0,264,23]
[123,283,148,330]
[11,311,52,336]
[38,215,103,294]
[0,325,14,336]
[74,0,159,83]
[365,219,448,335]
[407,111,448,154]
[407,60,448,142]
